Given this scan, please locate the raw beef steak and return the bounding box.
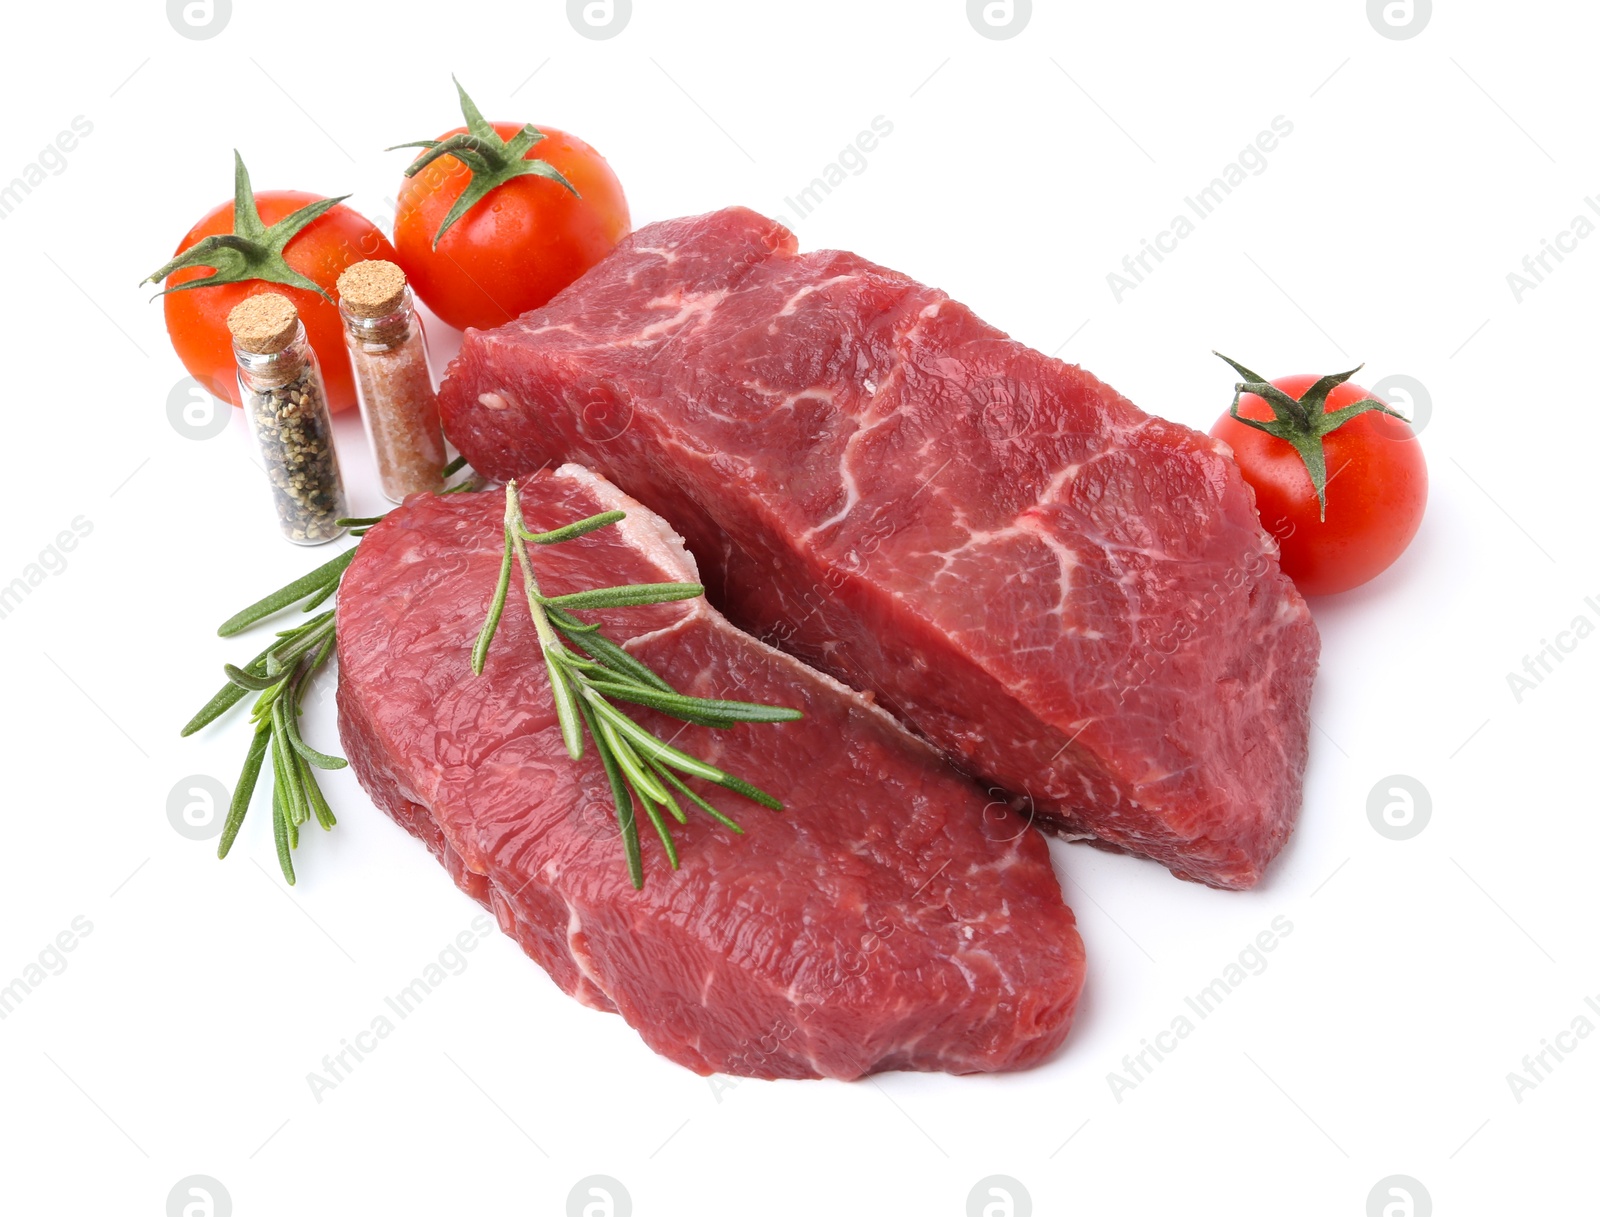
[437,208,1320,889]
[336,466,1085,1079]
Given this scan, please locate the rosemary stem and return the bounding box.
[465,479,801,887]
[505,481,584,758]
[504,483,563,654]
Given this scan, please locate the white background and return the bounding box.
[1,1,1593,1213]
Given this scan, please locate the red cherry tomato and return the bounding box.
[1212,372,1428,597]
[161,192,397,413]
[393,123,629,332]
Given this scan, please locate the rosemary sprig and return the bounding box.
[183,575,345,885]
[475,480,802,888]
[184,456,478,883]
[184,463,783,889]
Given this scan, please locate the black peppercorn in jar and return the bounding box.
[226,293,349,546]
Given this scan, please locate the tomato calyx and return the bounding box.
[141,151,351,303]
[1213,352,1404,521]
[389,76,580,249]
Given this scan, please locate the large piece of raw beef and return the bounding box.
[437,208,1320,889]
[337,466,1086,1079]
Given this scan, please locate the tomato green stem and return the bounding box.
[391,133,506,177]
[389,75,579,248]
[1214,352,1405,521]
[140,151,349,301]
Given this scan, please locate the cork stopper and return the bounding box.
[337,260,408,319]
[227,293,300,354]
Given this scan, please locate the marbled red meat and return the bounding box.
[437,208,1320,888]
[336,466,1085,1079]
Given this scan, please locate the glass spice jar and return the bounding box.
[226,293,349,546]
[336,260,447,503]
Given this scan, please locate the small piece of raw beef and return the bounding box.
[437,208,1320,889]
[336,466,1085,1079]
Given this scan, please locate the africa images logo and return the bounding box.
[166,0,231,39]
[1367,1175,1431,1217]
[167,775,230,841]
[167,1175,231,1217]
[1367,775,1431,841]
[568,0,631,40]
[967,0,1030,40]
[967,1175,1031,1217]
[567,1175,631,1216]
[168,377,232,440]
[1367,0,1430,40]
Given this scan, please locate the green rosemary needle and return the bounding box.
[474,480,802,888]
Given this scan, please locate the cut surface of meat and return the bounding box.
[437,208,1321,889]
[336,466,1086,1079]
